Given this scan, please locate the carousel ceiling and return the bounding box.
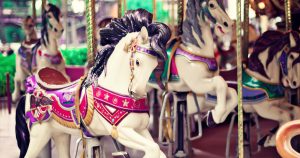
[250,0,300,17]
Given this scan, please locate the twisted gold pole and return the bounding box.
[177,0,184,36]
[42,0,46,12]
[237,0,244,157]
[171,0,175,31]
[118,0,122,18]
[123,0,127,15]
[285,0,292,31]
[85,0,96,67]
[32,0,36,20]
[153,0,157,21]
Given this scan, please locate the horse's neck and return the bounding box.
[41,33,59,55]
[25,32,37,43]
[97,52,131,95]
[247,49,282,84]
[181,11,214,57]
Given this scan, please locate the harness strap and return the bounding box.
[74,75,87,157]
[161,39,181,142]
[166,39,181,91]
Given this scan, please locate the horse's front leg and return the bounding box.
[52,133,71,158]
[184,75,228,125]
[25,123,52,158]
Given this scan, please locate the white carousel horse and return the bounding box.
[12,3,67,102]
[147,0,237,156]
[241,30,300,147]
[15,9,171,158]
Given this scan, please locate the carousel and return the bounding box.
[0,0,300,158]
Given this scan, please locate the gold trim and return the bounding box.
[52,113,77,128]
[82,86,94,126]
[243,85,284,101]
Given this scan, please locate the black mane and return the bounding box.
[83,9,171,87]
[248,30,300,78]
[41,3,61,46]
[182,0,226,48]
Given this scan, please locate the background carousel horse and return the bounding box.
[12,16,39,102]
[12,3,68,102]
[241,30,300,147]
[186,23,260,124]
[147,0,237,156]
[15,9,171,158]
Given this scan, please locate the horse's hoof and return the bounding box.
[204,111,217,127]
[174,150,187,158]
[112,151,130,158]
[269,125,279,134]
[257,134,268,146]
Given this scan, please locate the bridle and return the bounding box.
[278,47,289,78]
[127,38,165,99]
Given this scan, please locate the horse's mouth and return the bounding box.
[218,26,225,34]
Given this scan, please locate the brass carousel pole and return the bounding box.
[118,0,122,18]
[243,0,249,61]
[42,0,46,12]
[237,0,244,157]
[153,0,157,21]
[123,0,127,15]
[171,0,175,32]
[85,0,96,67]
[32,0,36,20]
[177,0,184,36]
[284,0,292,31]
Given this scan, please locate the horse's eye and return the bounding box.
[290,54,295,60]
[47,15,51,19]
[136,59,140,66]
[209,3,215,8]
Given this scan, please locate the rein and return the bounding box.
[127,39,166,97]
[278,47,289,77]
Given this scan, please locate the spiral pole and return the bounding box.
[153,0,157,21]
[284,0,292,31]
[177,0,184,36]
[85,0,96,67]
[32,0,36,20]
[236,0,244,157]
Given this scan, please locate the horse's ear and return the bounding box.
[289,32,297,48]
[138,27,149,44]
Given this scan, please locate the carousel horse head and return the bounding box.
[183,0,233,47]
[249,30,300,89]
[84,9,171,98]
[41,3,63,46]
[282,31,300,88]
[23,16,36,37]
[199,0,233,35]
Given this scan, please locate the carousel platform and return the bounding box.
[0,106,281,158]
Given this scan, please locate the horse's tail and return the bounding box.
[15,96,30,158]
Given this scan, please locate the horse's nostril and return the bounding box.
[61,29,64,33]
[224,22,228,27]
[54,28,57,32]
[293,81,297,86]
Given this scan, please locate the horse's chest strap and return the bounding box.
[38,50,63,65]
[175,47,218,71]
[92,85,149,126]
